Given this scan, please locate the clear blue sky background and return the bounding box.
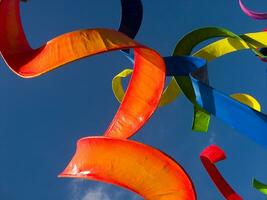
[0,0,267,199]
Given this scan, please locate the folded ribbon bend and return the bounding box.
[239,0,267,20]
[2,1,267,199]
[253,179,267,195]
[200,145,243,200]
[0,0,165,139]
[112,27,267,148]
[59,137,197,200]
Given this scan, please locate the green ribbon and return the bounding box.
[112,27,265,132]
[253,179,267,195]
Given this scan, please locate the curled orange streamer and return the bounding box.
[0,0,165,139]
[59,137,197,200]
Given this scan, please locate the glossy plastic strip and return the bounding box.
[200,145,242,200]
[118,0,143,39]
[253,179,267,195]
[112,68,181,107]
[0,0,165,139]
[113,27,266,133]
[155,29,267,148]
[59,137,196,200]
[239,0,267,20]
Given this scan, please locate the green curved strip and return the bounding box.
[112,27,265,132]
[172,27,242,132]
[171,27,264,132]
[253,179,267,195]
[112,68,181,107]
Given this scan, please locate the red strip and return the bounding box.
[200,145,243,200]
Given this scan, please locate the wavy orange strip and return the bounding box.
[59,137,196,200]
[0,0,165,139]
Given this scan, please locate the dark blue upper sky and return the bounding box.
[1,0,267,200]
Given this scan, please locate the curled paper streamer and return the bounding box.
[172,27,264,132]
[59,137,197,200]
[113,28,267,145]
[113,27,266,134]
[112,68,181,107]
[253,179,267,195]
[118,0,143,40]
[239,0,267,20]
[156,28,267,148]
[230,94,261,112]
[239,0,267,62]
[257,30,267,62]
[113,70,261,117]
[200,145,243,200]
[258,47,267,62]
[0,0,166,139]
[239,0,267,61]
[190,31,267,148]
[113,70,260,111]
[163,27,260,132]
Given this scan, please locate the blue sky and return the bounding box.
[0,0,267,199]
